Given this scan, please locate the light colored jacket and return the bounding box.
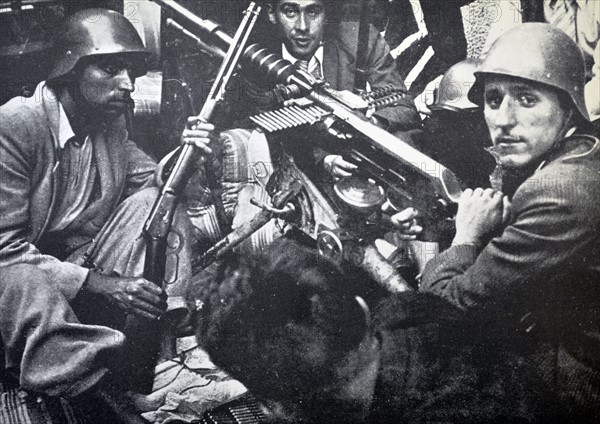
[0,82,157,300]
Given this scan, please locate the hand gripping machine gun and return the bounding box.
[150,0,463,287]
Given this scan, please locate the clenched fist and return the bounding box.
[181,118,217,163]
[453,188,510,248]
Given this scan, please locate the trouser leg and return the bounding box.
[1,189,193,399]
[70,187,193,314]
[69,187,195,382]
[0,264,125,397]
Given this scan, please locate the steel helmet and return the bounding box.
[468,23,589,121]
[430,59,480,112]
[48,8,149,81]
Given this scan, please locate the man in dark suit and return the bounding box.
[228,0,420,177]
[266,0,418,128]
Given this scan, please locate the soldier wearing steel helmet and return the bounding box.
[0,8,215,406]
[414,58,496,189]
[414,23,600,420]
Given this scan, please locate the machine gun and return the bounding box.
[248,85,463,244]
[152,0,461,281]
[239,49,462,256]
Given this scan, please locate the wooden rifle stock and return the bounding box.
[123,2,262,393]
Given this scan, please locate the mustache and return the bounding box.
[113,94,133,102]
[495,134,524,143]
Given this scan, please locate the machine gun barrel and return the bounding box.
[165,18,227,60]
[151,0,462,237]
[307,87,462,208]
[151,0,232,50]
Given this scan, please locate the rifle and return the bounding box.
[123,1,262,393]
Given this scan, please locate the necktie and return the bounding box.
[545,0,577,40]
[297,57,323,79]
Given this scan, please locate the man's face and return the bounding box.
[77,55,137,118]
[483,76,570,169]
[269,0,325,60]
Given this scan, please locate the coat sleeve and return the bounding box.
[0,119,88,301]
[366,28,421,132]
[420,162,600,314]
[123,139,158,197]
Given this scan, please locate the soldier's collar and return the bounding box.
[57,101,76,149]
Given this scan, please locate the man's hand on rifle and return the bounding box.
[181,118,217,163]
[84,273,168,320]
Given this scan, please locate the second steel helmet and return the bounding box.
[430,59,480,112]
[48,8,150,81]
[468,23,590,121]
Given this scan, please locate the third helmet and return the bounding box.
[430,59,480,112]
